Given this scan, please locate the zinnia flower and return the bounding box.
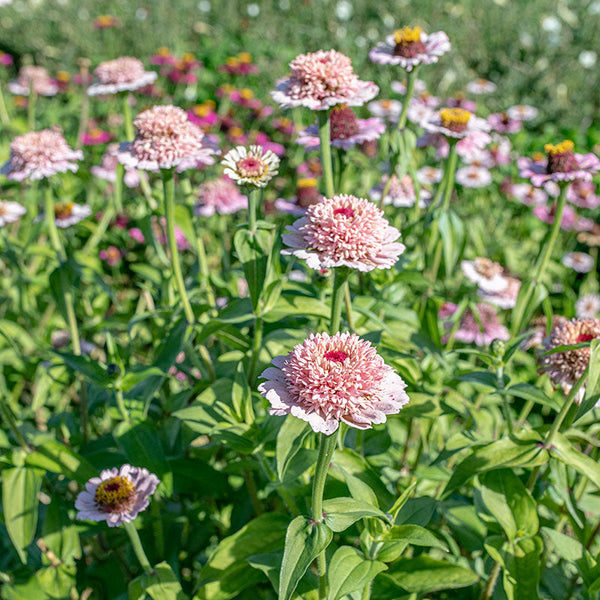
[461,258,509,293]
[509,183,548,206]
[221,145,280,188]
[282,194,405,271]
[295,105,385,150]
[567,180,600,209]
[258,331,409,434]
[487,112,522,135]
[576,294,600,319]
[75,464,159,527]
[9,66,58,96]
[118,105,215,171]
[537,318,600,398]
[562,251,595,273]
[478,276,521,309]
[1,129,83,181]
[440,302,509,346]
[52,202,92,228]
[367,99,403,122]
[369,26,450,71]
[465,78,497,95]
[194,176,248,216]
[507,105,538,121]
[519,140,600,187]
[0,200,26,226]
[370,174,431,208]
[88,57,157,96]
[455,165,492,188]
[421,107,490,140]
[91,143,141,187]
[271,49,378,111]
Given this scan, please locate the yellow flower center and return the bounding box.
[544,140,574,156]
[94,476,136,512]
[56,71,70,83]
[226,57,239,67]
[297,178,318,188]
[440,107,472,129]
[157,47,171,57]
[54,202,74,219]
[532,151,546,162]
[393,26,422,45]
[240,88,254,100]
[193,103,211,117]
[237,52,252,63]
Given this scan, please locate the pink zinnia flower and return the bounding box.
[52,202,91,228]
[417,129,491,161]
[282,194,405,272]
[369,26,450,71]
[367,99,403,122]
[258,331,409,434]
[478,276,521,310]
[91,143,141,188]
[519,140,600,187]
[82,127,113,146]
[509,183,548,206]
[562,251,595,273]
[9,66,58,96]
[295,105,385,150]
[99,246,123,266]
[465,78,497,95]
[195,176,248,217]
[370,174,431,208]
[0,200,26,226]
[150,47,176,67]
[417,166,444,185]
[187,102,219,131]
[221,145,280,188]
[487,112,522,135]
[129,227,145,243]
[75,464,159,527]
[507,105,538,121]
[455,165,492,188]
[118,105,216,171]
[271,49,378,111]
[532,203,587,232]
[0,51,13,67]
[2,129,83,181]
[444,94,477,112]
[421,107,491,140]
[88,57,157,96]
[440,302,509,347]
[461,258,509,293]
[567,180,600,209]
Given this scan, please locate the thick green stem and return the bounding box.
[27,89,37,131]
[344,283,354,332]
[114,163,124,214]
[248,316,263,384]
[0,401,29,451]
[318,110,335,198]
[330,268,349,334]
[162,170,194,324]
[0,81,10,125]
[440,144,458,212]
[497,365,515,439]
[115,389,130,423]
[480,561,502,600]
[124,521,153,575]
[195,229,216,308]
[122,93,134,141]
[247,187,259,233]
[397,68,418,131]
[44,187,65,262]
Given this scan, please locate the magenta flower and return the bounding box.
[187,103,219,130]
[258,332,409,434]
[75,464,159,527]
[369,26,450,71]
[129,227,145,243]
[2,129,83,181]
[567,180,600,209]
[195,177,248,217]
[440,302,509,347]
[88,57,157,96]
[487,112,522,135]
[91,143,141,188]
[519,140,600,187]
[271,49,378,111]
[0,51,13,67]
[118,105,216,171]
[9,66,58,96]
[81,127,113,146]
[295,105,385,150]
[282,194,405,272]
[99,246,123,266]
[150,47,176,66]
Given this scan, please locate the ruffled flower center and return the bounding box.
[545,139,578,173]
[324,350,348,362]
[474,258,503,279]
[296,178,321,208]
[94,476,136,513]
[393,26,426,58]
[577,333,595,343]
[54,202,74,219]
[440,107,471,133]
[237,155,266,178]
[333,207,355,218]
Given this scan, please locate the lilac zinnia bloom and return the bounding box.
[88,57,157,96]
[370,174,431,208]
[271,49,378,111]
[567,180,600,209]
[2,129,83,181]
[367,98,403,122]
[9,66,58,96]
[0,201,26,226]
[369,26,450,71]
[440,302,509,347]
[576,294,600,319]
[295,105,385,151]
[509,183,548,206]
[478,277,521,309]
[195,177,248,216]
[562,251,595,273]
[258,332,409,434]
[282,194,405,272]
[75,464,159,527]
[91,143,140,188]
[487,112,522,135]
[461,258,509,293]
[507,105,538,122]
[519,140,600,187]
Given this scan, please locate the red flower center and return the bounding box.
[324,350,348,362]
[576,333,595,343]
[237,156,264,178]
[333,207,355,218]
[330,105,359,140]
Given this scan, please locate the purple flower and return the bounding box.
[440,302,509,347]
[487,112,522,135]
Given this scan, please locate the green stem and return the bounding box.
[527,365,588,491]
[0,400,30,451]
[344,283,354,332]
[162,170,194,324]
[248,316,263,384]
[27,89,37,131]
[0,81,10,126]
[124,521,153,575]
[122,93,134,141]
[480,561,502,600]
[497,365,515,439]
[44,187,65,262]
[247,187,259,233]
[440,144,458,212]
[115,389,130,423]
[330,268,349,334]
[114,163,124,214]
[195,229,216,308]
[318,110,335,198]
[397,68,418,131]
[311,433,337,599]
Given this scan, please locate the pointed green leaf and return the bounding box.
[381,524,448,551]
[128,561,186,600]
[322,497,387,533]
[551,432,600,489]
[327,546,387,600]
[276,416,311,481]
[576,338,600,420]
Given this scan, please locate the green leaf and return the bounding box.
[381,525,448,551]
[234,228,272,313]
[501,536,543,600]
[384,555,479,593]
[25,439,97,484]
[506,383,561,412]
[279,516,332,600]
[51,351,110,387]
[2,467,43,563]
[457,371,498,388]
[439,210,465,278]
[119,367,165,392]
[322,497,387,532]
[128,561,187,600]
[511,280,548,335]
[41,498,81,565]
[276,416,311,481]
[479,470,538,540]
[327,546,387,600]
[541,527,584,562]
[576,338,600,420]
[443,433,549,495]
[551,432,600,489]
[232,362,254,424]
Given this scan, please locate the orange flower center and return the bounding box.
[94,476,136,512]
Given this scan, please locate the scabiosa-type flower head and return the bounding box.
[0,201,26,226]
[461,258,509,293]
[576,294,600,319]
[271,49,378,111]
[519,140,600,187]
[75,464,159,527]
[537,318,600,397]
[282,194,405,272]
[53,202,92,228]
[440,302,509,347]
[9,65,58,96]
[369,26,450,71]
[295,104,385,151]
[118,105,214,171]
[88,57,157,96]
[194,176,248,216]
[2,129,83,181]
[562,251,595,273]
[221,144,280,188]
[421,107,491,140]
[258,332,409,434]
